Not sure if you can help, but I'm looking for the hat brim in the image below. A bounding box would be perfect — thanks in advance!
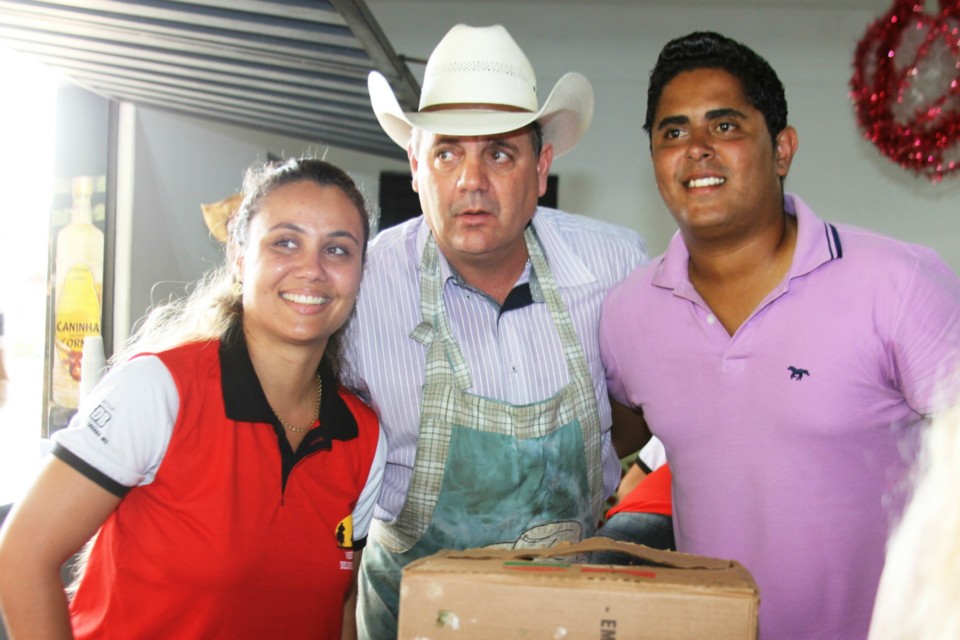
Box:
[369,71,593,157]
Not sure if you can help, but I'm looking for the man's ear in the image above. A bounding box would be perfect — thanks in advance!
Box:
[537,143,554,197]
[775,126,799,178]
[407,143,420,194]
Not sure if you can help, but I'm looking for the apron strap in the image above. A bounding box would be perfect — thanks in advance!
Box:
[412,236,473,390]
[526,226,604,518]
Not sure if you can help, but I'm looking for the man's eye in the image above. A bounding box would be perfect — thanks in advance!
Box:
[665,129,682,140]
[717,122,735,133]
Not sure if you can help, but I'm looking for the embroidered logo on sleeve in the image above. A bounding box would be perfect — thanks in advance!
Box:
[336,514,353,549]
[86,403,113,444]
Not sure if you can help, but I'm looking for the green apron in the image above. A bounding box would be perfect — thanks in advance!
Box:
[358,227,604,639]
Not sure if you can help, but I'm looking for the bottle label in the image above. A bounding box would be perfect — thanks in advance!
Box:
[53,263,102,408]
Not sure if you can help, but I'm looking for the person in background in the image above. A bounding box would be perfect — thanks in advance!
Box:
[594,437,673,559]
[869,391,960,640]
[600,31,960,639]
[0,158,385,640]
[347,23,647,638]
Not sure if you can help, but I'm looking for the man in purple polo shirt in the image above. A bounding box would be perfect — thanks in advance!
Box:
[600,31,960,639]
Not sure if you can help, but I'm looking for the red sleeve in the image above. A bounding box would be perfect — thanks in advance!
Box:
[606,464,672,518]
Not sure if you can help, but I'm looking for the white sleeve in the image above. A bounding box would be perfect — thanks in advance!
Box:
[638,436,667,470]
[53,355,179,488]
[351,428,387,541]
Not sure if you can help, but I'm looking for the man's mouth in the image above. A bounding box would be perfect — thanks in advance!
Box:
[685,176,725,188]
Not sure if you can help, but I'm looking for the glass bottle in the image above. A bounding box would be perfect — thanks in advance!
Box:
[52,176,104,410]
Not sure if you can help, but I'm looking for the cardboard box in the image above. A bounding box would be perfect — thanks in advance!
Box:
[397,537,758,639]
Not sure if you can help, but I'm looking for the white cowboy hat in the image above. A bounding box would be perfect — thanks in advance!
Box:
[368,24,594,157]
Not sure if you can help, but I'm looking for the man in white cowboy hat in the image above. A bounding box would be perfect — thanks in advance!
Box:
[344,23,647,638]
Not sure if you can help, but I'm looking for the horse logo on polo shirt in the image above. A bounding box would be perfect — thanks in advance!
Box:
[788,366,811,381]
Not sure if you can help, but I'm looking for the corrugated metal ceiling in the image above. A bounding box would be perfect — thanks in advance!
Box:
[0,0,420,159]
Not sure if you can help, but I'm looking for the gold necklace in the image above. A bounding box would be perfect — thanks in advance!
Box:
[273,374,321,433]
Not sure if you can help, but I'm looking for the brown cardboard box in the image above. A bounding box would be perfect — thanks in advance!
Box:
[397,537,758,639]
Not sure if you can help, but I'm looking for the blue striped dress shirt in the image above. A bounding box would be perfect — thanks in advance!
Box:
[345,207,647,521]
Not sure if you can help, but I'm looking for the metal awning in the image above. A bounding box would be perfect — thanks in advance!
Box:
[0,0,420,159]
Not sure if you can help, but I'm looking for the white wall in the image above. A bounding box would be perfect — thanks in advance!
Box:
[124,106,407,335]
[364,0,960,271]
[122,0,960,336]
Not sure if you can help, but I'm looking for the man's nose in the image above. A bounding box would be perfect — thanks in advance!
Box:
[686,129,714,161]
[457,154,488,191]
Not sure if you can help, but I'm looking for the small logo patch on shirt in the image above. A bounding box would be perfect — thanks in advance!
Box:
[86,404,113,444]
[788,366,811,381]
[336,515,353,549]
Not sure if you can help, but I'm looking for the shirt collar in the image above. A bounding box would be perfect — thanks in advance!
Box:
[651,192,841,293]
[219,321,358,441]
[783,193,843,278]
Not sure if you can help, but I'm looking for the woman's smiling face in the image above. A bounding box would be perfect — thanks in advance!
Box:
[238,180,364,351]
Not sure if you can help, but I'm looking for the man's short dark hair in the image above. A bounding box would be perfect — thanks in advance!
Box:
[643,31,788,146]
[530,120,544,158]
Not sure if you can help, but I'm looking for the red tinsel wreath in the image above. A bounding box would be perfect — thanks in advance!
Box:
[850,0,960,183]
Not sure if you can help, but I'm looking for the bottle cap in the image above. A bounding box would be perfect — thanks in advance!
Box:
[72,175,94,200]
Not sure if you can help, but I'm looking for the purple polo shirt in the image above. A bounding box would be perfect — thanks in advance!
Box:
[600,194,960,640]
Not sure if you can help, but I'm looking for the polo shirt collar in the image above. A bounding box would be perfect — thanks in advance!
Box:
[784,193,843,279]
[219,321,358,442]
[651,192,842,295]
[652,230,693,292]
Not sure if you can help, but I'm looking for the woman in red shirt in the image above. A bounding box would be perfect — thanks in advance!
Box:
[0,158,385,639]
